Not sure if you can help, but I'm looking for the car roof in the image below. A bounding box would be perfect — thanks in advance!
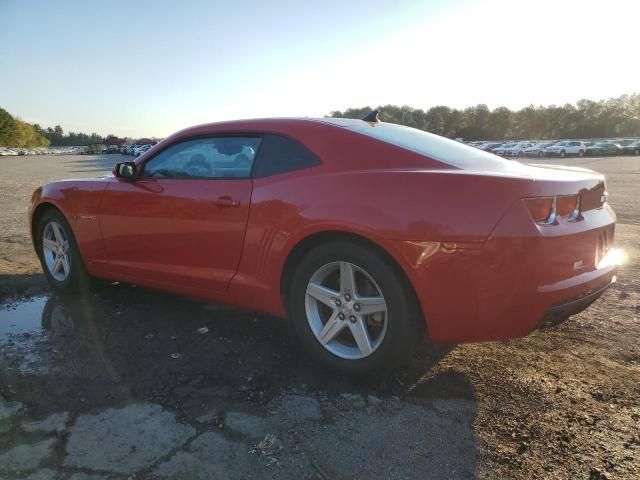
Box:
[176,117,354,132]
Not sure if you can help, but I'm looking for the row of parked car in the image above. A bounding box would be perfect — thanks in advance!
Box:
[105,143,157,156]
[468,139,640,157]
[0,146,83,156]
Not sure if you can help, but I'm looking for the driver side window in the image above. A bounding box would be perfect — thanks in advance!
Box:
[140,136,262,179]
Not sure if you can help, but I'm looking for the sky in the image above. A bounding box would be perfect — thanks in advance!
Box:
[1,0,638,138]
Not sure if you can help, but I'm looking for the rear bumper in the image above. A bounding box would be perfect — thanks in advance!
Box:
[537,277,613,329]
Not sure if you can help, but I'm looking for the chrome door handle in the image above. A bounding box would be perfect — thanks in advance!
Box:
[212,196,240,208]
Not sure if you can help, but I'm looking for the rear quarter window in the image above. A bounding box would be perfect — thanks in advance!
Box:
[252,134,321,178]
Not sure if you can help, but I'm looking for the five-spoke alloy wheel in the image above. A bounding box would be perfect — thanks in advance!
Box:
[305,261,388,360]
[42,221,71,281]
[289,240,424,374]
[36,208,92,292]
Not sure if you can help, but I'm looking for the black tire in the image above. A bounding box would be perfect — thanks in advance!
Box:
[35,208,93,294]
[578,150,584,157]
[560,150,566,158]
[537,151,543,157]
[288,240,425,375]
[635,149,639,156]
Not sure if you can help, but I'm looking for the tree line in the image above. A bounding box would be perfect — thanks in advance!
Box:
[33,124,104,147]
[0,107,104,148]
[4,93,640,147]
[329,93,640,140]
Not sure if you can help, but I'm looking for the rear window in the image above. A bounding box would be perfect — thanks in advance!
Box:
[344,122,520,170]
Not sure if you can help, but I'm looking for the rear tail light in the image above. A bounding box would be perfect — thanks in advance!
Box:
[526,197,555,224]
[556,195,580,218]
[526,194,580,225]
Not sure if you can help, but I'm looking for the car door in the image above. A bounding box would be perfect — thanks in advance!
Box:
[99,135,262,292]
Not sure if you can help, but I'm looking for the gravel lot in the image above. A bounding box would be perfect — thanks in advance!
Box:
[0,154,638,479]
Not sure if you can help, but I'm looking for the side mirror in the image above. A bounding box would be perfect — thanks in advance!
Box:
[114,161,137,179]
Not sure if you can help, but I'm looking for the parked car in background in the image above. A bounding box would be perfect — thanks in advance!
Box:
[544,141,587,158]
[102,145,120,154]
[524,142,555,157]
[134,144,153,156]
[622,141,640,156]
[503,142,534,157]
[492,143,516,155]
[587,142,623,156]
[478,142,503,152]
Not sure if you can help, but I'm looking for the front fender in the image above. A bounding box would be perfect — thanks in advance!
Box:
[29,179,110,270]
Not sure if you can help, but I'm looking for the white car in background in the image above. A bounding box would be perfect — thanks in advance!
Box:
[544,141,588,158]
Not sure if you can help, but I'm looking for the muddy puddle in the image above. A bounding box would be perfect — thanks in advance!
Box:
[0,296,48,339]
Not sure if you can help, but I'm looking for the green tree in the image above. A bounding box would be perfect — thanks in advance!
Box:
[0,108,19,146]
[488,107,512,139]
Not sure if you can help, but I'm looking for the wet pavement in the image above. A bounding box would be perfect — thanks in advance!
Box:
[0,285,475,479]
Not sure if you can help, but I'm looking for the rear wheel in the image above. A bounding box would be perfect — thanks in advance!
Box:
[560,150,566,158]
[36,209,93,293]
[537,151,544,157]
[289,241,424,374]
[578,150,585,157]
[635,149,639,156]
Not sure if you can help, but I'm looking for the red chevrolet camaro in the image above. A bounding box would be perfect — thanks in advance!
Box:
[29,116,618,373]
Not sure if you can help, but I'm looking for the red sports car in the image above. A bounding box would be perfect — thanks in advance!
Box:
[29,116,618,373]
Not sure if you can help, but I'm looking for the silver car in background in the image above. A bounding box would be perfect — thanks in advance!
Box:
[524,141,556,157]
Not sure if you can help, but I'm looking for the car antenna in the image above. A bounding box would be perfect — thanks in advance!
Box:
[362,109,380,123]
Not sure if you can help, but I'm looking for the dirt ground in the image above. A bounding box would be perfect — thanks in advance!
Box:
[0,154,638,480]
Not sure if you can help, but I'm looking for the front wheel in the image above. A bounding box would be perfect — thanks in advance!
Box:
[36,209,93,293]
[289,241,424,374]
